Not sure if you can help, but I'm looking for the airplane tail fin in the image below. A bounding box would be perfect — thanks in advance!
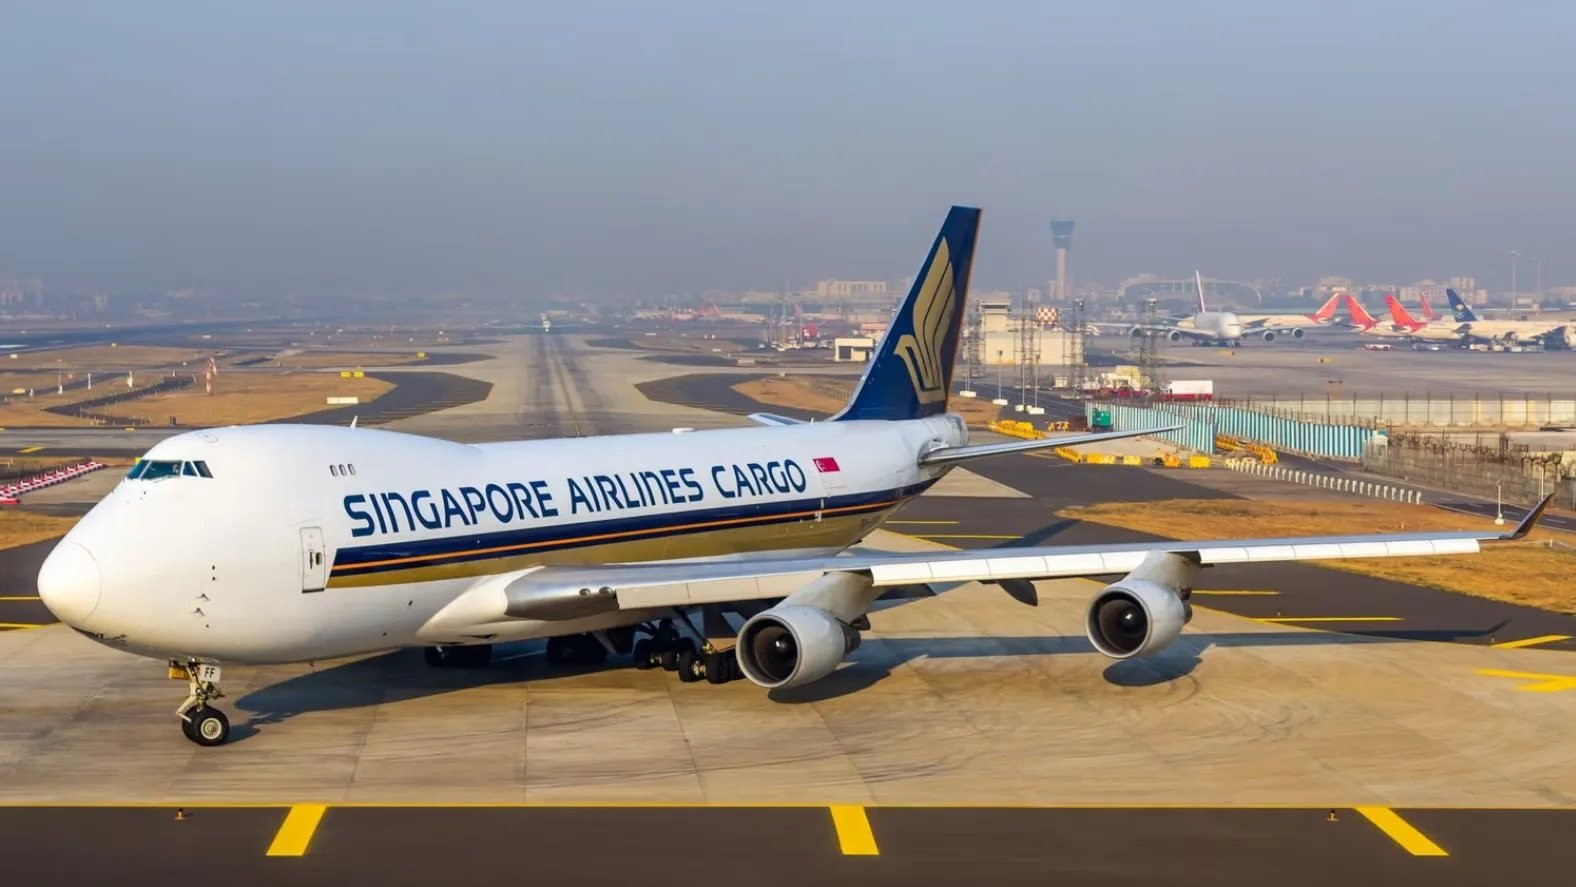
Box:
[1385,293,1422,330]
[1343,294,1379,330]
[1419,292,1438,321]
[833,206,982,421]
[1307,292,1342,324]
[1194,270,1207,314]
[1446,288,1479,322]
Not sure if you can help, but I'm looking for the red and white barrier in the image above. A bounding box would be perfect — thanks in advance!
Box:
[0,460,106,504]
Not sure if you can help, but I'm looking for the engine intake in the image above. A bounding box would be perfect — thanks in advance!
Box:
[736,605,861,689]
[1085,579,1188,659]
[1260,329,1277,342]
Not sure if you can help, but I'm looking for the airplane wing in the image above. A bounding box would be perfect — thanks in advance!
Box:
[423,496,1552,630]
[918,426,1179,465]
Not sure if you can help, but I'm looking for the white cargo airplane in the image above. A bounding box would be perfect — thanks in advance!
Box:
[36,207,1549,746]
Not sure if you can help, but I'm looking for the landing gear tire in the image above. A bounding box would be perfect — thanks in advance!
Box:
[174,660,229,747]
[632,638,658,670]
[704,649,739,685]
[660,638,695,672]
[676,648,703,683]
[187,706,230,747]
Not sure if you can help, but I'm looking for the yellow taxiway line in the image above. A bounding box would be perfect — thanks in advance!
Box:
[1256,616,1402,623]
[829,805,879,856]
[0,596,42,601]
[1491,634,1572,650]
[884,520,960,526]
[17,446,44,454]
[266,804,327,857]
[1354,806,1447,856]
[907,534,1021,540]
[0,622,48,630]
[1192,590,1280,596]
[1476,668,1576,693]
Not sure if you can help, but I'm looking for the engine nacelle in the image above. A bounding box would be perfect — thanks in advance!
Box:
[1289,327,1305,339]
[1085,579,1189,659]
[736,605,861,689]
[1167,329,1184,343]
[1260,329,1277,342]
[1128,325,1145,338]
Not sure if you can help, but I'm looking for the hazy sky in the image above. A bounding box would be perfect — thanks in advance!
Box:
[2,1,1573,299]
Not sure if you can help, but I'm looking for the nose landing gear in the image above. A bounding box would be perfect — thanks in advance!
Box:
[173,660,230,746]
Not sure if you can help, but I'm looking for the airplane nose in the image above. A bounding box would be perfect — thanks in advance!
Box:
[37,542,102,625]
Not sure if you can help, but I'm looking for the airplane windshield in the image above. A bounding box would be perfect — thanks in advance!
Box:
[127,460,212,480]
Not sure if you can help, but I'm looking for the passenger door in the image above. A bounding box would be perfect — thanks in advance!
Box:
[300,527,327,592]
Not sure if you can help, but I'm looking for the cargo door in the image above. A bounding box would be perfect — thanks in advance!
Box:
[300,527,327,592]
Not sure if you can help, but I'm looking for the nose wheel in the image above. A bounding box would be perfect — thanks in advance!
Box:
[173,660,230,746]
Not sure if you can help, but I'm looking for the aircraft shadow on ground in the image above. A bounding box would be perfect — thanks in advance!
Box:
[228,625,1475,739]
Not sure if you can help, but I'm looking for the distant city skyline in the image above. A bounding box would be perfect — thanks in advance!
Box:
[2,2,1573,301]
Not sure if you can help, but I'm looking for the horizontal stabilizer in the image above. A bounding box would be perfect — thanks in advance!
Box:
[918,426,1182,466]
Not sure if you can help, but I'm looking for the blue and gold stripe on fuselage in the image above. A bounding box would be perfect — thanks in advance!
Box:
[326,482,933,588]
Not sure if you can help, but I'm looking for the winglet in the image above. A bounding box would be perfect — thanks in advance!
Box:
[1505,494,1555,540]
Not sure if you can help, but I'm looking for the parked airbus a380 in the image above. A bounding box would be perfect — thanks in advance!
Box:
[1114,272,1341,346]
[36,207,1549,746]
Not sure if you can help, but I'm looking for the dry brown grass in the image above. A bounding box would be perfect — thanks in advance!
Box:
[9,345,216,369]
[734,375,1003,426]
[135,372,392,425]
[0,511,80,550]
[0,372,392,427]
[0,401,96,427]
[1060,499,1576,614]
[265,351,426,369]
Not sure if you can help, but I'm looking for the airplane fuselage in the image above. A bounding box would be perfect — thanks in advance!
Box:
[44,416,967,664]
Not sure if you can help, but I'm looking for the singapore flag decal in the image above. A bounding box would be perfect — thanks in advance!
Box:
[813,455,843,490]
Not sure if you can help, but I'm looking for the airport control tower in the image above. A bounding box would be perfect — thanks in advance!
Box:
[1051,220,1074,300]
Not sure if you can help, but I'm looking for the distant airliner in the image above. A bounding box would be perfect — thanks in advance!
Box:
[1117,272,1340,345]
[36,207,1547,746]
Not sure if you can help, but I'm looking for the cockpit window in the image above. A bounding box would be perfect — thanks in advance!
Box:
[127,459,212,480]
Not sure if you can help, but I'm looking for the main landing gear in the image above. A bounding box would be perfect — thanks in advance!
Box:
[173,660,230,747]
[632,618,744,685]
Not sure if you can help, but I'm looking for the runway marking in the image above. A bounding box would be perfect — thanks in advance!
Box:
[1355,807,1448,856]
[0,622,48,630]
[0,596,41,601]
[1192,590,1280,596]
[829,805,879,855]
[884,520,960,525]
[908,534,1021,540]
[1477,668,1576,693]
[266,803,327,857]
[1491,634,1572,650]
[1256,616,1402,623]
[17,446,43,454]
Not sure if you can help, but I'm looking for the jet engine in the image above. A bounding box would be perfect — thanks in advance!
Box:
[1260,329,1277,342]
[1167,329,1184,343]
[1289,327,1306,339]
[736,605,861,689]
[1084,579,1189,659]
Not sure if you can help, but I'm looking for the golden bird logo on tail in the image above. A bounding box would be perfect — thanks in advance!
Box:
[893,240,956,403]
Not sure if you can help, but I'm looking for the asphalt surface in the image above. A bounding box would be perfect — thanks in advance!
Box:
[0,805,1568,884]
